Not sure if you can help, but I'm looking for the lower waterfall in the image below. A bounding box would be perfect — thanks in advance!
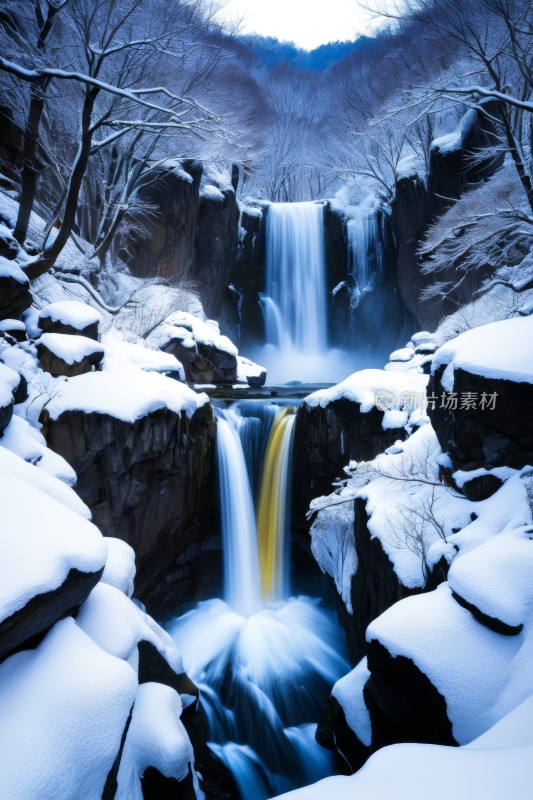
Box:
[167,401,349,799]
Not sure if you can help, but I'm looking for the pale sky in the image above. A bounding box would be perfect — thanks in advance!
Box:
[217,0,379,50]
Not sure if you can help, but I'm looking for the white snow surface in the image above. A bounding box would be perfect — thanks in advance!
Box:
[0,254,29,284]
[0,318,25,332]
[304,369,428,416]
[367,583,533,744]
[272,693,533,800]
[102,332,184,378]
[150,311,238,357]
[237,355,267,383]
[0,414,77,486]
[39,300,103,329]
[116,682,201,799]
[332,658,372,747]
[0,471,105,622]
[0,360,20,406]
[448,525,533,629]
[43,368,208,423]
[432,316,533,391]
[77,583,183,675]
[101,538,137,598]
[38,332,104,365]
[0,444,89,518]
[201,183,225,202]
[0,618,136,800]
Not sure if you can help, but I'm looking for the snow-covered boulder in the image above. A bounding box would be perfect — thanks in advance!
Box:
[0,360,22,432]
[39,300,103,340]
[429,316,533,496]
[37,332,105,377]
[36,368,216,615]
[0,318,26,342]
[0,254,32,320]
[237,354,267,388]
[151,311,239,385]
[272,693,533,800]
[293,369,428,520]
[0,462,105,662]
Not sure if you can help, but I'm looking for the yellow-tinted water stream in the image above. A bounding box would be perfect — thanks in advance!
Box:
[256,407,296,600]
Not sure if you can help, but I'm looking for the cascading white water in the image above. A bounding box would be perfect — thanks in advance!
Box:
[257,202,349,383]
[216,410,261,617]
[264,202,328,352]
[347,206,384,308]
[167,401,350,799]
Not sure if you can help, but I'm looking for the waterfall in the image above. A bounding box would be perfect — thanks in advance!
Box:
[216,410,261,616]
[257,408,296,601]
[265,202,327,352]
[347,206,385,307]
[167,400,349,799]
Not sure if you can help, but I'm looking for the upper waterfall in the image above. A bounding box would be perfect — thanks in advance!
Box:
[264,202,327,353]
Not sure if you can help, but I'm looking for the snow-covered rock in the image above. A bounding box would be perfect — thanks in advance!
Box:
[272,693,533,800]
[37,332,105,377]
[39,301,103,340]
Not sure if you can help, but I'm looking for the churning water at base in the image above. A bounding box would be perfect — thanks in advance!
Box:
[167,402,349,799]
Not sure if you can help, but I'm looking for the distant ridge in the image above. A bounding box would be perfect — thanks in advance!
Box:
[239,34,381,71]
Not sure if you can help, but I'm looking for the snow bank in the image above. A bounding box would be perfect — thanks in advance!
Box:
[0,618,136,800]
[101,538,136,597]
[448,526,533,630]
[367,583,533,744]
[432,316,533,391]
[272,693,533,800]
[304,369,428,416]
[102,332,184,378]
[116,682,198,797]
[38,333,104,365]
[0,254,29,285]
[43,368,208,423]
[0,414,77,486]
[151,311,238,357]
[0,472,105,622]
[77,583,183,675]
[331,659,371,747]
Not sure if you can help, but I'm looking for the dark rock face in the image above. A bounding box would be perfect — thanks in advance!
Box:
[37,340,104,377]
[39,404,219,617]
[38,314,100,341]
[364,638,456,751]
[141,766,197,800]
[196,189,240,323]
[137,640,236,800]
[428,366,533,478]
[121,161,203,282]
[293,399,407,523]
[392,176,432,327]
[0,274,32,322]
[0,566,103,664]
[316,695,369,774]
[231,206,267,350]
[348,499,406,663]
[161,335,238,385]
